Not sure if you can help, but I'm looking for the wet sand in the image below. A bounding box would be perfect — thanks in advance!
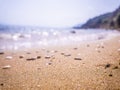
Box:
[0,36,120,90]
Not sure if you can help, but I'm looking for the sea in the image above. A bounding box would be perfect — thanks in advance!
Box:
[0,27,119,50]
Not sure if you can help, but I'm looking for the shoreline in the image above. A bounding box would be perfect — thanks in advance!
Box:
[0,29,119,51]
[0,35,120,90]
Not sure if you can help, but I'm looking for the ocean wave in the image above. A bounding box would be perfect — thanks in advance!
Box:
[0,29,119,50]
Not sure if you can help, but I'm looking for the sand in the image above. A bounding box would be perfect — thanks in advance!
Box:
[0,36,120,90]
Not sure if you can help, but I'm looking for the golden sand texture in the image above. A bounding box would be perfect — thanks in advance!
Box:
[0,36,120,90]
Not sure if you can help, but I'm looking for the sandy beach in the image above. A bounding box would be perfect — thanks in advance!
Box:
[0,35,120,90]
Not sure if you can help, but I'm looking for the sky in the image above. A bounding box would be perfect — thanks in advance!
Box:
[0,0,120,28]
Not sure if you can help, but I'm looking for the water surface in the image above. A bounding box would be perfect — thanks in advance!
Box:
[0,28,119,50]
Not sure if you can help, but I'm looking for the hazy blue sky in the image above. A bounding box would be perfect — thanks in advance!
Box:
[0,0,120,27]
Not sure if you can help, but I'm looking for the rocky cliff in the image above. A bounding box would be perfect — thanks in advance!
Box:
[75,6,120,30]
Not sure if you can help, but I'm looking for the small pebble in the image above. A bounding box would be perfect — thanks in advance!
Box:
[87,44,90,47]
[45,56,51,59]
[73,48,77,50]
[64,54,71,57]
[109,74,113,77]
[54,50,58,53]
[0,83,4,86]
[37,56,41,59]
[113,66,118,69]
[74,57,82,60]
[46,62,52,65]
[105,64,111,69]
[70,30,76,34]
[19,56,24,58]
[0,52,4,55]
[37,68,41,70]
[46,50,50,53]
[117,49,120,52]
[6,56,13,60]
[26,52,31,54]
[98,50,101,53]
[101,46,104,48]
[2,65,11,69]
[95,48,100,53]
[26,58,36,61]
[61,53,64,55]
[37,85,41,87]
[50,50,57,53]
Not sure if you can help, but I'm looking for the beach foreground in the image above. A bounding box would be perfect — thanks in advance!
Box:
[0,36,120,90]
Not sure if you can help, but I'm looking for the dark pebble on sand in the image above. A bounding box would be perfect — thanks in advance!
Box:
[46,62,52,65]
[74,57,82,60]
[48,62,52,65]
[98,50,101,53]
[73,48,78,50]
[101,46,104,48]
[37,68,41,70]
[37,56,41,59]
[0,52,4,55]
[19,56,24,58]
[26,52,31,54]
[0,83,4,86]
[105,64,111,69]
[87,44,90,47]
[113,66,119,69]
[54,50,58,53]
[61,53,64,55]
[70,31,76,34]
[109,74,113,77]
[26,58,36,61]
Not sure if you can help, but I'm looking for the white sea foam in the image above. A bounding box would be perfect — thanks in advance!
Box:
[0,28,119,50]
